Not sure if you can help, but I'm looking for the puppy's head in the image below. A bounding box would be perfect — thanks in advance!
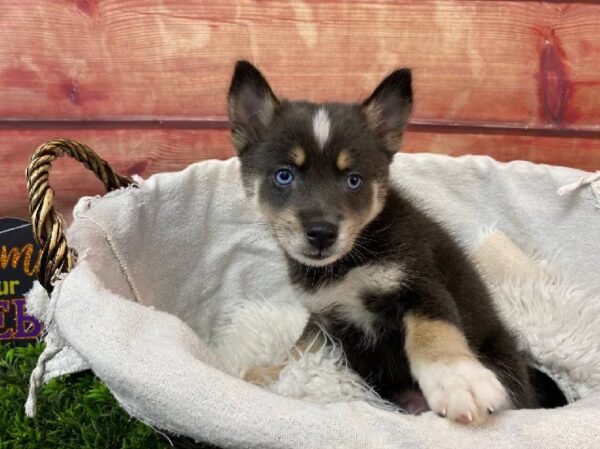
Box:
[228,61,412,267]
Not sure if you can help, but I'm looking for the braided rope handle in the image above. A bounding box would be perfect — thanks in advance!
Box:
[26,139,134,292]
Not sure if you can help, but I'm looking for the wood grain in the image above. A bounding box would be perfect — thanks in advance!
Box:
[1,0,599,132]
[3,129,597,220]
[1,1,599,223]
[1,129,233,220]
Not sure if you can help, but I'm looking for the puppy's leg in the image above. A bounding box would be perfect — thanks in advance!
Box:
[243,363,286,385]
[404,313,509,425]
[477,326,538,409]
[243,319,326,386]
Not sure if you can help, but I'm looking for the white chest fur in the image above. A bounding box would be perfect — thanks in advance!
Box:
[298,264,406,340]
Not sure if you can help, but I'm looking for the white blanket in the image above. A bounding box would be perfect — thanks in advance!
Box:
[25,154,600,448]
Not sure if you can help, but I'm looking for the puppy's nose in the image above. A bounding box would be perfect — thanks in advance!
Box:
[306,222,338,250]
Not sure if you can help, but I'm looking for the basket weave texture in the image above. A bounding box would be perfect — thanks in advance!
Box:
[26,139,134,291]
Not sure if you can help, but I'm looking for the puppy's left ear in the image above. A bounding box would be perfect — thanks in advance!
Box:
[228,60,280,154]
[362,68,412,153]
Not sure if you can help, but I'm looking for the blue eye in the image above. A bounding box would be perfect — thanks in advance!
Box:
[274,168,294,186]
[346,174,363,191]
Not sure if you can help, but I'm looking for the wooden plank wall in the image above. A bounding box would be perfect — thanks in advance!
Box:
[1,0,599,219]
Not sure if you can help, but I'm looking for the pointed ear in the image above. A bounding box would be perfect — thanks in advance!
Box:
[228,60,279,153]
[362,68,413,153]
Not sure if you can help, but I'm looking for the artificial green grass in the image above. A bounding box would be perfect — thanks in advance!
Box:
[0,342,168,449]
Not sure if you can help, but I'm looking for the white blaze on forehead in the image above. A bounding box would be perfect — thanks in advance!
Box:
[312,107,331,149]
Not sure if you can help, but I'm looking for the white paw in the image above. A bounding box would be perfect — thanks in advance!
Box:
[416,358,509,425]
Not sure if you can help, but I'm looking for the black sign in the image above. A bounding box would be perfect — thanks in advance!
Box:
[0,217,44,344]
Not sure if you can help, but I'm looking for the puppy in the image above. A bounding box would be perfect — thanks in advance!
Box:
[228,60,537,424]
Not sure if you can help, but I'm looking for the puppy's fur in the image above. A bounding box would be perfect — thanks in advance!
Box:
[228,61,537,424]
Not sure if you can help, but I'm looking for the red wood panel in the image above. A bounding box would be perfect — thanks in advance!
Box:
[403,131,600,168]
[0,1,599,131]
[2,129,597,220]
[0,129,234,220]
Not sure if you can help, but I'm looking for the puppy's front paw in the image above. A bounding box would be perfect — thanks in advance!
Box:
[417,358,509,425]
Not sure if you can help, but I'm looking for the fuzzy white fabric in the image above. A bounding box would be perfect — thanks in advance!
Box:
[473,231,600,403]
[25,154,600,448]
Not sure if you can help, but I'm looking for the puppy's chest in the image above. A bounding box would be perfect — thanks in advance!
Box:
[296,264,406,335]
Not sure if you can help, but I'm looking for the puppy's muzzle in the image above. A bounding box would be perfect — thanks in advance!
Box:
[305,221,338,251]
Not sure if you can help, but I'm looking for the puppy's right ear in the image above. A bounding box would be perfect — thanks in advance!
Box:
[362,68,412,154]
[228,60,279,153]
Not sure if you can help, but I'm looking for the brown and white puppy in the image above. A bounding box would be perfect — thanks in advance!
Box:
[228,60,537,424]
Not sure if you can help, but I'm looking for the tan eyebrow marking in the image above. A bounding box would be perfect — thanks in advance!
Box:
[289,146,306,166]
[336,150,351,171]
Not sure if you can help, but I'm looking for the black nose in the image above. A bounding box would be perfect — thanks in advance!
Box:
[306,222,338,250]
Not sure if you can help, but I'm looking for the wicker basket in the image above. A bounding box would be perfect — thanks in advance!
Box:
[25,138,215,449]
[26,139,133,291]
